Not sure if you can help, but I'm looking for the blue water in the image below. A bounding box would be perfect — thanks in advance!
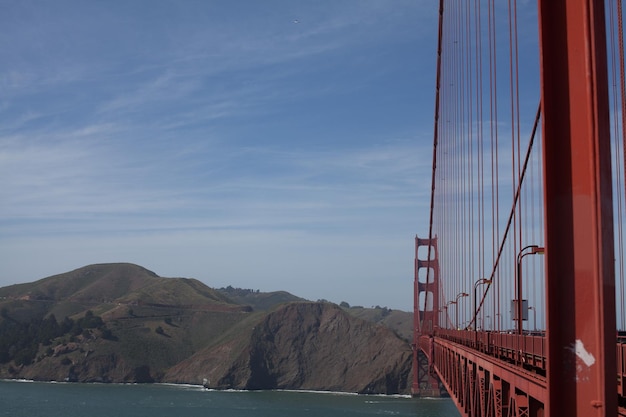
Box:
[0,380,460,416]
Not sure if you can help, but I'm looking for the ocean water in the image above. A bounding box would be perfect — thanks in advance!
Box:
[0,380,460,417]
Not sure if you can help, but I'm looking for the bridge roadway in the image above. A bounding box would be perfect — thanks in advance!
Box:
[418,332,626,417]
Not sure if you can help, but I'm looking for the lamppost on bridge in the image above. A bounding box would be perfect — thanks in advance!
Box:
[528,305,537,332]
[515,245,544,334]
[473,278,492,330]
[444,301,456,329]
[485,315,491,330]
[455,292,468,330]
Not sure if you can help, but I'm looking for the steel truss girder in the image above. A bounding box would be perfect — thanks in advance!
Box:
[432,337,546,417]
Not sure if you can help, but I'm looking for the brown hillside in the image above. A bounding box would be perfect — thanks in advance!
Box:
[0,263,159,302]
[165,302,412,394]
[344,306,413,342]
[0,265,413,394]
[0,263,237,309]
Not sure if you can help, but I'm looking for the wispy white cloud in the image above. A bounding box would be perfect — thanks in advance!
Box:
[97,72,203,115]
[0,130,429,227]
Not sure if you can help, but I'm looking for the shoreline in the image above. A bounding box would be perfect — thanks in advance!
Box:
[0,378,414,398]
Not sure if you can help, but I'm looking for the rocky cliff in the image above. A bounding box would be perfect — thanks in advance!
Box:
[165,302,412,394]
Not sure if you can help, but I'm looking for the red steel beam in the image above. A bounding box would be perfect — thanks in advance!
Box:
[431,331,626,415]
[538,0,617,416]
[432,336,547,417]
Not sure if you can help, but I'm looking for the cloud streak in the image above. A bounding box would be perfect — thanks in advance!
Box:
[1,131,429,227]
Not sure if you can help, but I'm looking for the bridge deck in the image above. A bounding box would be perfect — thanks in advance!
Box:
[420,332,626,416]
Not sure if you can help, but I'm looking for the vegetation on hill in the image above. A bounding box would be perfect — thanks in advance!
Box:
[0,309,112,366]
[342,304,412,342]
[217,286,304,311]
[0,263,413,393]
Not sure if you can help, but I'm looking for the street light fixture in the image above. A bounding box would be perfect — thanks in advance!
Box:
[516,245,544,334]
[444,301,456,329]
[528,306,537,331]
[455,292,469,329]
[473,278,492,330]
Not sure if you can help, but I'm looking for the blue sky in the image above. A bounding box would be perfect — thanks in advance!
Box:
[0,1,440,310]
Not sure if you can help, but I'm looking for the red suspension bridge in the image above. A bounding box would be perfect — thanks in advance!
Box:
[412,1,626,416]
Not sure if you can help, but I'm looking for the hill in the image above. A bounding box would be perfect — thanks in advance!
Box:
[343,305,413,342]
[0,263,413,394]
[165,302,410,393]
[217,286,304,311]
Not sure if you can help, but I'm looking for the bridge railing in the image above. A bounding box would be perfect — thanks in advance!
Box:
[429,329,626,406]
[434,328,547,373]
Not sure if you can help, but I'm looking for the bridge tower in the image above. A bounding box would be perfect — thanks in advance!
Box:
[412,236,441,397]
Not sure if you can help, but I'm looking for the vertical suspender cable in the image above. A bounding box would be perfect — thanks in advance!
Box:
[488,0,501,330]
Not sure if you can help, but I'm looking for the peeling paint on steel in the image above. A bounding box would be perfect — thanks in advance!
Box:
[570,340,596,367]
